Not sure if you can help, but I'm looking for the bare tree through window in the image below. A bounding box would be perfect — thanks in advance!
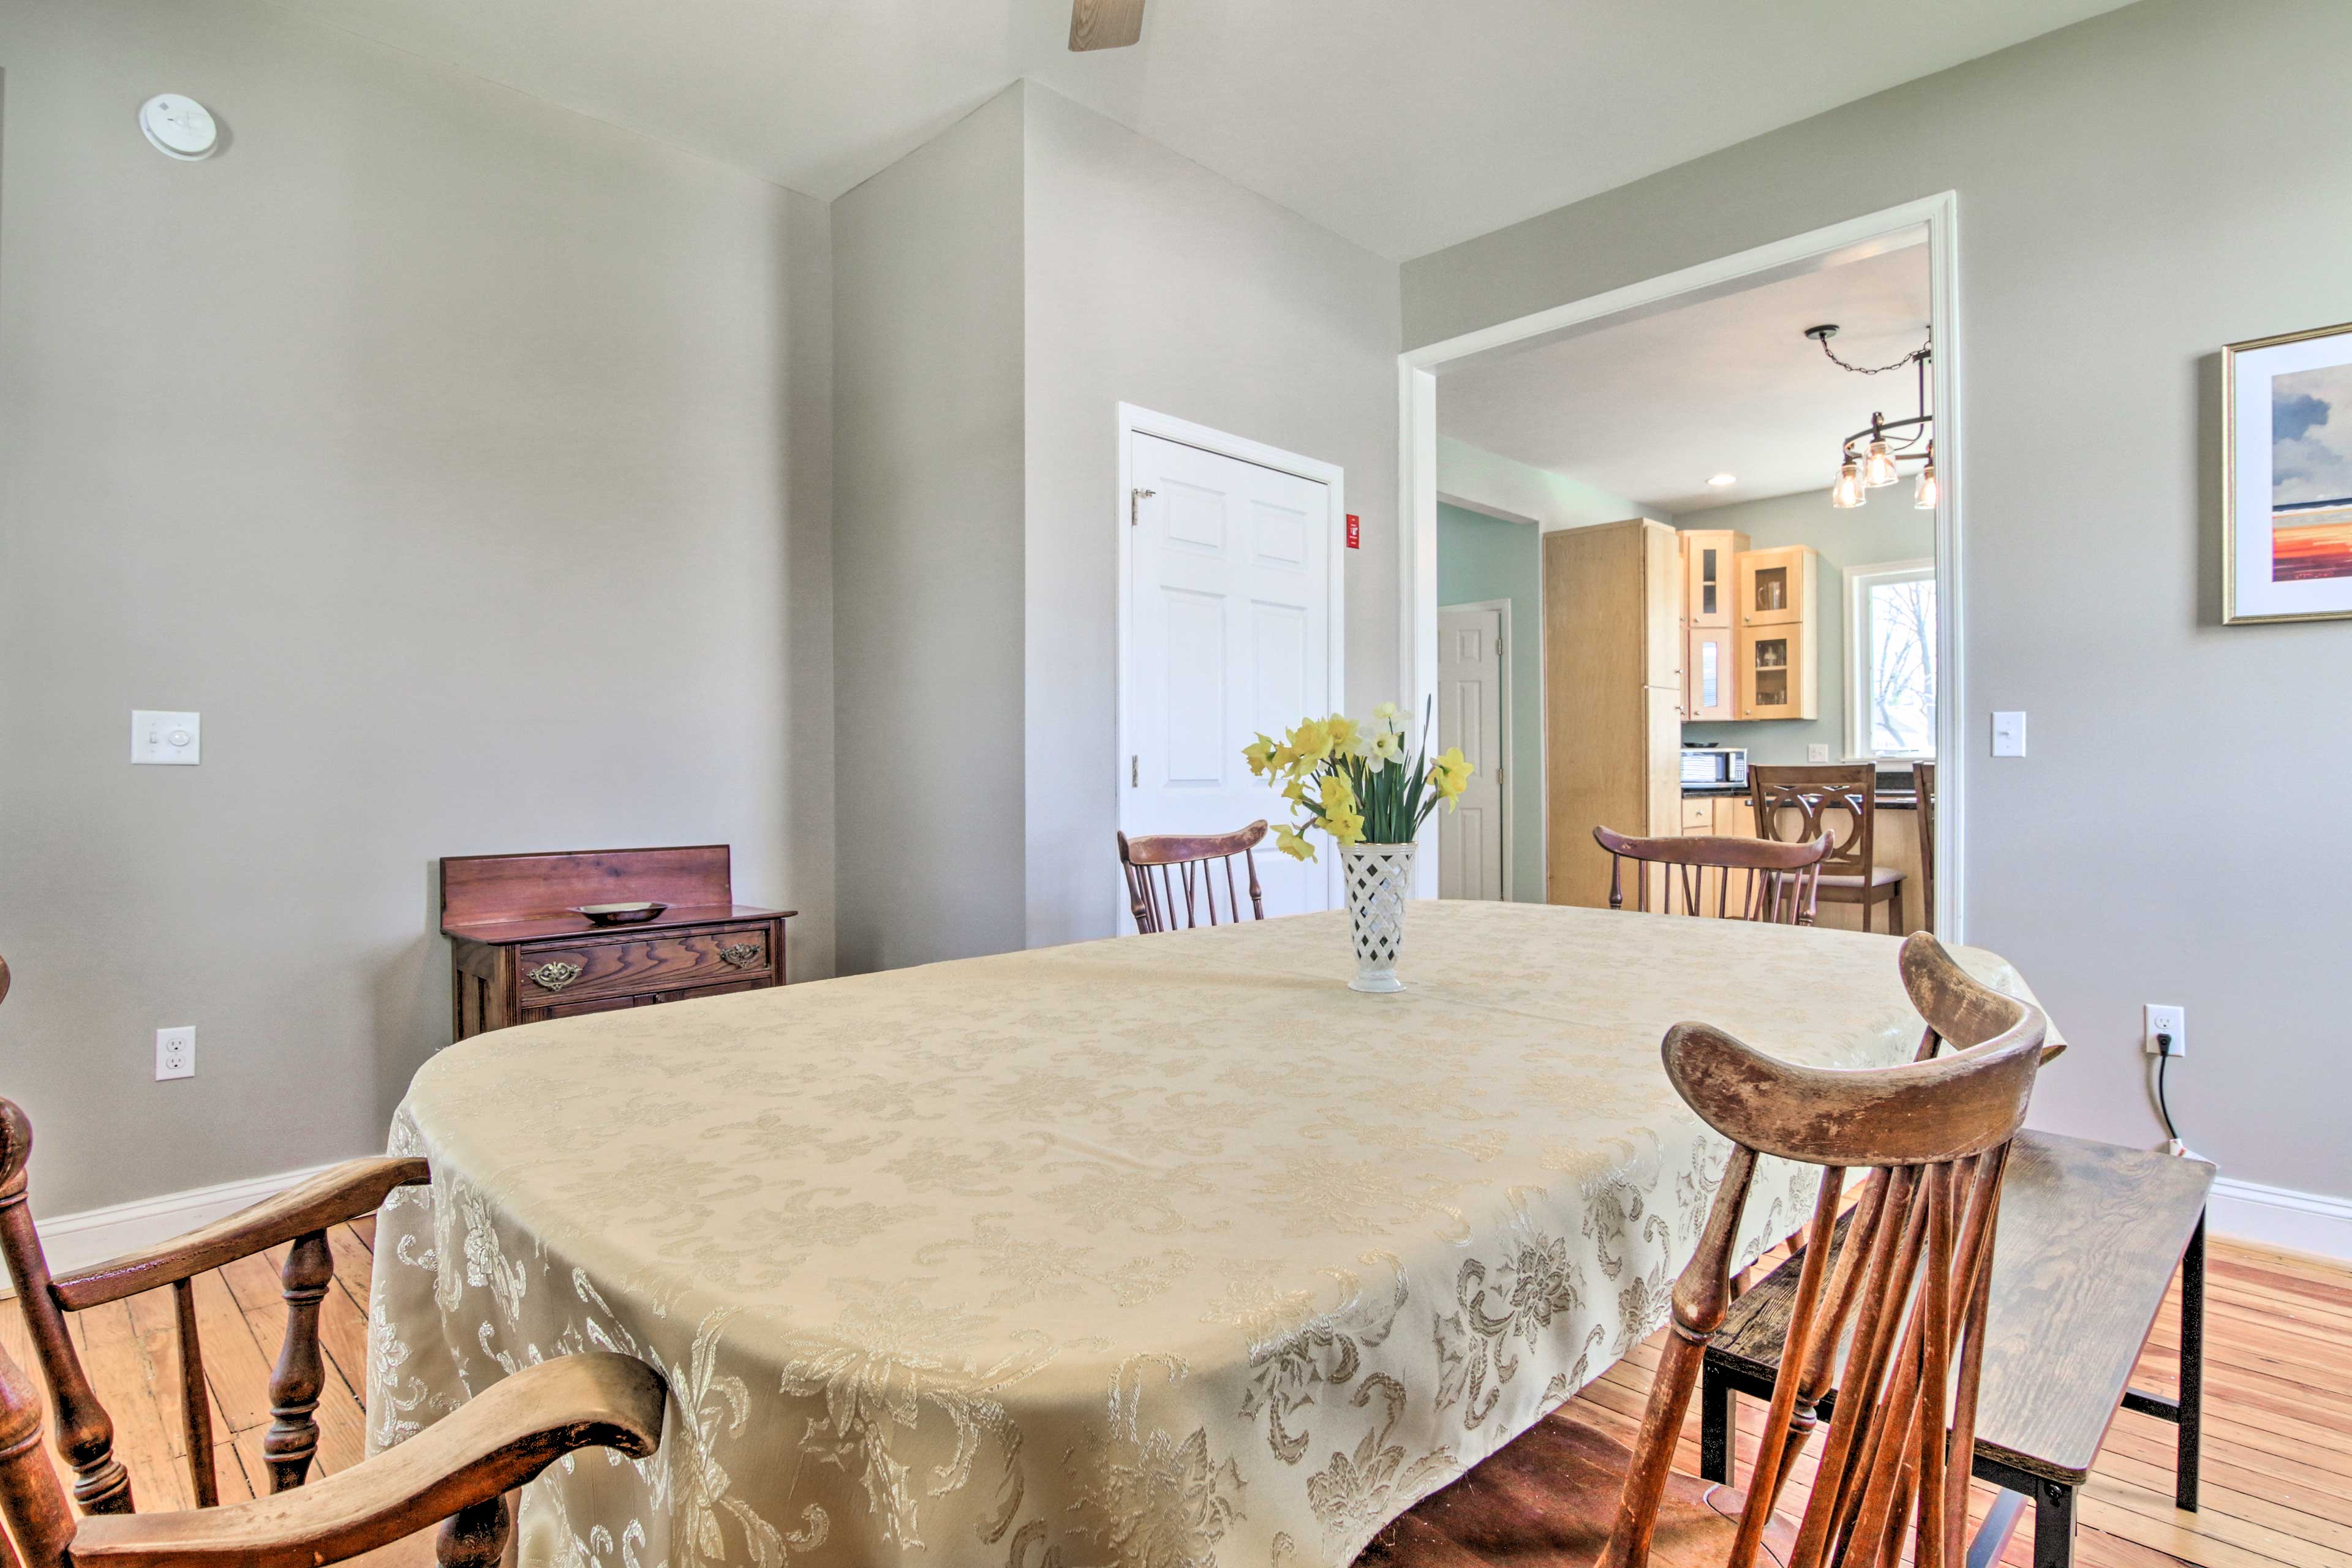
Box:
[1857,568,1936,756]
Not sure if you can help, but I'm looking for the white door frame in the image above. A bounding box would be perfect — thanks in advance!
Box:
[1398,192,1966,939]
[1438,597,1514,901]
[1116,402,1347,908]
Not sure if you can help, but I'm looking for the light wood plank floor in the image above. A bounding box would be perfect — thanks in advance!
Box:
[1,1224,2342,1568]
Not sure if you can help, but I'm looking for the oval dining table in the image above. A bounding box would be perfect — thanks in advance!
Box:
[366,900,2056,1568]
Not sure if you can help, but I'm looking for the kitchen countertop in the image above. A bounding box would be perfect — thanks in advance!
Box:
[1684,782,1919,809]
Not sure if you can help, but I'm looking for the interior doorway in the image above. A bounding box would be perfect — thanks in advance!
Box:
[1399,194,1962,935]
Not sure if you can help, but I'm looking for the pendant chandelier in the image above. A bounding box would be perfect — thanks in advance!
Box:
[1807,324,1936,510]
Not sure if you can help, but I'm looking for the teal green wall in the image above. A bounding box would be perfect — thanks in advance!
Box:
[1436,503,1544,902]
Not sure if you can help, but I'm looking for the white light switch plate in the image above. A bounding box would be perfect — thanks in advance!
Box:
[1991,711,2026,757]
[132,710,200,764]
[1806,744,1831,762]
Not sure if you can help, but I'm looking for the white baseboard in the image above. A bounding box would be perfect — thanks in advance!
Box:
[2209,1174,2352,1263]
[10,1161,346,1290]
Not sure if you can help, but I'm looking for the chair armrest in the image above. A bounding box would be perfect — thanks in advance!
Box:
[69,1352,665,1568]
[52,1156,429,1310]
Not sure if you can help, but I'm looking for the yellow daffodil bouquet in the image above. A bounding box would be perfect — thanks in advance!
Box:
[1243,699,1472,861]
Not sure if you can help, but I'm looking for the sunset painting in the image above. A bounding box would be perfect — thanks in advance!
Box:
[2230,323,2352,622]
[2269,362,2352,581]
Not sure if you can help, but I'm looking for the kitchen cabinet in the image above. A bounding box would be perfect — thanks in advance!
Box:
[1736,545,1820,720]
[1679,530,1746,722]
[1543,518,1684,908]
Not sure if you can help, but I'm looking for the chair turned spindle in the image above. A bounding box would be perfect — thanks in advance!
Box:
[1117,821,1268,933]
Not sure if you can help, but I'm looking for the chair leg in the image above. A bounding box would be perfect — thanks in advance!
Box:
[1700,1369,1734,1484]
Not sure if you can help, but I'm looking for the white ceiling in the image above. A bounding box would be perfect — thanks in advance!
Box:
[1437,243,1932,514]
[296,0,2132,262]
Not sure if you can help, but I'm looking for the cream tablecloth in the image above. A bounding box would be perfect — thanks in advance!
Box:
[367,903,2053,1568]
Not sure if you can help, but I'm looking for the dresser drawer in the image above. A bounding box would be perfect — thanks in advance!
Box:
[513,924,774,1004]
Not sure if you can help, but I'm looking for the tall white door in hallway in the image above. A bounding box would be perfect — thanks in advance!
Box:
[1437,603,1507,899]
[1122,429,1338,918]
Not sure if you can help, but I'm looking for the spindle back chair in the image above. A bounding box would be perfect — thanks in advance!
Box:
[0,1085,427,1510]
[1360,931,2048,1568]
[1117,821,1267,933]
[1593,826,1832,924]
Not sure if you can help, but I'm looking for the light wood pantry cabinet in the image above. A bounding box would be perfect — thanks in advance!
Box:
[1736,544,1820,720]
[1543,518,1684,908]
[1680,528,1747,722]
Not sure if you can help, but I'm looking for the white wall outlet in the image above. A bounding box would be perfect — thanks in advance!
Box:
[1806,744,1831,762]
[155,1025,195,1080]
[132,710,201,765]
[2144,1003,2186,1057]
[1991,710,2027,757]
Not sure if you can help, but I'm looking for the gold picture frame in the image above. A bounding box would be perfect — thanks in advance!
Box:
[2224,318,2352,624]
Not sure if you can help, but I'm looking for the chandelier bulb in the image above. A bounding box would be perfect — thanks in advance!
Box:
[1832,458,1866,509]
[1914,459,1939,510]
[1863,435,1899,489]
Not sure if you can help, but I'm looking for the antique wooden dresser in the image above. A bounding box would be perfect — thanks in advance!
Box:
[440,845,793,1039]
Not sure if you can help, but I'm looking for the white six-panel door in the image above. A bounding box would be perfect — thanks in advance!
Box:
[1123,427,1338,918]
[1436,603,1507,899]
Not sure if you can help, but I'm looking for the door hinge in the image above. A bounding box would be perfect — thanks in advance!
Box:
[1131,488,1155,526]
[1131,755,1139,786]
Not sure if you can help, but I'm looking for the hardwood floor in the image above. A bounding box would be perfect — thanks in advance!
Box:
[0,1223,2341,1568]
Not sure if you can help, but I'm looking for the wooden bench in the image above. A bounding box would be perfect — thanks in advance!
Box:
[1700,1129,2214,1568]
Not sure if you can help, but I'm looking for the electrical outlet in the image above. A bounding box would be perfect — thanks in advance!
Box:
[155,1025,195,1080]
[1806,744,1831,762]
[2143,1003,2185,1057]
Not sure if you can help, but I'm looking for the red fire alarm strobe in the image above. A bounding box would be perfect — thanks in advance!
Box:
[1345,513,1361,549]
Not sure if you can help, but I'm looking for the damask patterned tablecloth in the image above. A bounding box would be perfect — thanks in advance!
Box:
[367,902,2054,1568]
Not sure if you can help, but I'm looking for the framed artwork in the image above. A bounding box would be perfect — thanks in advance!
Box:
[2226,320,2352,624]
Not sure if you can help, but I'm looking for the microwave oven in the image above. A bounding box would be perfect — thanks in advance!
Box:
[1679,746,1748,785]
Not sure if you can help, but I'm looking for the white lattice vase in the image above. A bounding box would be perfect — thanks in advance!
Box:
[1342,842,1416,993]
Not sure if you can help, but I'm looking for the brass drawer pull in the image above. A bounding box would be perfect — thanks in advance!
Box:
[718,943,764,971]
[527,960,585,992]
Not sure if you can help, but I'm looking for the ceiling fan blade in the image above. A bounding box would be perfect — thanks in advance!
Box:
[1069,0,1146,51]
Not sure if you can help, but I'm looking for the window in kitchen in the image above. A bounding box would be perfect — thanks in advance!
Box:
[1847,559,1936,759]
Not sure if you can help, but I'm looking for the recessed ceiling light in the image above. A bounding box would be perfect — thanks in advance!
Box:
[1708,473,1736,487]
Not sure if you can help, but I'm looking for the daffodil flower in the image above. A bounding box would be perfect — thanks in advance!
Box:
[1273,822,1316,862]
[1243,734,1278,777]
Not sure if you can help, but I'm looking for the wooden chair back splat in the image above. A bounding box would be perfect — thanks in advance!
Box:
[1117,821,1268,933]
[0,1097,429,1512]
[1749,764,1909,934]
[1358,932,2048,1568]
[1593,827,1832,925]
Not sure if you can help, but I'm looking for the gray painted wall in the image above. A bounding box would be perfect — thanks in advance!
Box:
[0,0,835,1216]
[1021,83,1404,948]
[1681,489,1936,765]
[832,90,1028,973]
[1404,0,2352,1199]
[1435,505,1543,902]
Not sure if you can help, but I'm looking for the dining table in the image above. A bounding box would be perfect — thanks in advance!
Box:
[366,900,2057,1568]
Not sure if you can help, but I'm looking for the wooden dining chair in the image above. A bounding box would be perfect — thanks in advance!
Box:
[0,1278,660,1568]
[1117,821,1267,933]
[1913,761,1937,936]
[1749,764,1909,933]
[1359,930,2048,1568]
[0,1081,431,1511]
[1593,826,1834,925]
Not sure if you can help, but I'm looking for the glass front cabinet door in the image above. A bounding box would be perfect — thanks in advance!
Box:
[1679,528,1748,720]
[1734,545,1822,720]
[1687,625,1736,721]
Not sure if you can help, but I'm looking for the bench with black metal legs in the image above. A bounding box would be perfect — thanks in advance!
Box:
[1700,1129,2213,1568]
